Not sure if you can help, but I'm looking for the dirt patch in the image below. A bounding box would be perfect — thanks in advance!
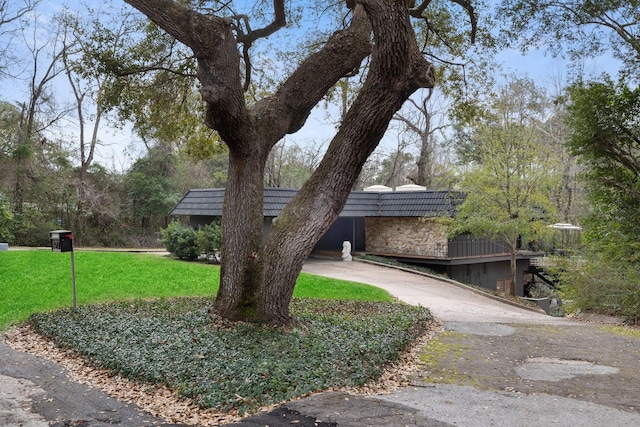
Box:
[413,322,640,413]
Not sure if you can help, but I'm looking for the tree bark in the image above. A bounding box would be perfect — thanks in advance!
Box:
[509,247,517,296]
[125,0,435,324]
[256,0,435,322]
[214,140,268,320]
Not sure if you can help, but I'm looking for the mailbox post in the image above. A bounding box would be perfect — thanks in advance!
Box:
[50,230,77,308]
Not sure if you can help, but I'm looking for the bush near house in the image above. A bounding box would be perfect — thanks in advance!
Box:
[196,220,222,261]
[161,220,222,261]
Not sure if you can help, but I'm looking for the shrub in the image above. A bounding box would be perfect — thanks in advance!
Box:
[0,195,14,243]
[161,220,198,260]
[525,281,555,299]
[559,255,640,323]
[161,220,222,262]
[196,220,221,262]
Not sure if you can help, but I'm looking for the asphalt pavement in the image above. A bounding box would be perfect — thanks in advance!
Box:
[236,259,640,426]
[2,258,640,426]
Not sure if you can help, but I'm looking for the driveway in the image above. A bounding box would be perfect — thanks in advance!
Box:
[302,259,565,324]
[278,259,640,427]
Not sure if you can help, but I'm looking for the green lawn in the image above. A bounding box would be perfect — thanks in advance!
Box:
[0,250,392,330]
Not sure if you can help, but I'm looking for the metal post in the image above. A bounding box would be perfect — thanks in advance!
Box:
[70,250,77,309]
[50,230,76,309]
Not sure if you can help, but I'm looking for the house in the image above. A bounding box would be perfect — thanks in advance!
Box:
[169,186,543,296]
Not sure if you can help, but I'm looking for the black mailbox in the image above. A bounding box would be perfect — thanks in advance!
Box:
[50,230,73,252]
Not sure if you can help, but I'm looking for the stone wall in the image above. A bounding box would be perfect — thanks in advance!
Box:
[365,217,448,257]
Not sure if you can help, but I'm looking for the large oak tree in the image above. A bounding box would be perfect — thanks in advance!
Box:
[123,0,476,324]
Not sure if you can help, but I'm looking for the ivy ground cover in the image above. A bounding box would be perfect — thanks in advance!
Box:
[29,297,432,414]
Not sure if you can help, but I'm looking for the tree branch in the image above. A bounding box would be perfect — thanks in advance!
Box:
[411,0,433,16]
[125,0,248,147]
[411,0,477,44]
[253,4,373,140]
[235,0,286,45]
[0,0,37,26]
[448,0,477,43]
[115,63,197,78]
[232,1,286,90]
[124,0,231,55]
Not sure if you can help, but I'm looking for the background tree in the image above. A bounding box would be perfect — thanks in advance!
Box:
[59,8,128,243]
[560,78,640,321]
[498,0,640,78]
[264,139,325,189]
[0,1,233,247]
[452,77,558,293]
[5,9,72,244]
[540,93,585,223]
[566,78,640,262]
[0,0,39,75]
[124,144,181,236]
[0,100,20,170]
[394,91,455,188]
[0,193,14,242]
[118,0,484,324]
[379,147,415,188]
[498,0,640,319]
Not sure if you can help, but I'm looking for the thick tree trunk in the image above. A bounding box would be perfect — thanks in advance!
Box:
[214,142,269,320]
[256,0,435,323]
[125,0,435,324]
[415,132,431,187]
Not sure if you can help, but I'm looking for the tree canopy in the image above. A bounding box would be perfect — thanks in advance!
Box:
[452,77,558,291]
[498,0,640,78]
[566,77,640,261]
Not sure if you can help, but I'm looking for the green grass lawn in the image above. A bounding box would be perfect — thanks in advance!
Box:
[0,250,392,330]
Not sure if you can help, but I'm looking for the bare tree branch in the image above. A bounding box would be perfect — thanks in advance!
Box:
[449,0,477,43]
[0,0,37,26]
[115,63,197,78]
[234,0,286,45]
[411,0,477,43]
[232,0,285,90]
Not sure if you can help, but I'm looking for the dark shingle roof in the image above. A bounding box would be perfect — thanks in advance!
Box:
[169,189,225,217]
[263,188,298,217]
[342,191,382,217]
[169,187,464,218]
[379,190,464,217]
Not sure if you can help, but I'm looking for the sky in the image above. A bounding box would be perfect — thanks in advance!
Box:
[0,0,625,173]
